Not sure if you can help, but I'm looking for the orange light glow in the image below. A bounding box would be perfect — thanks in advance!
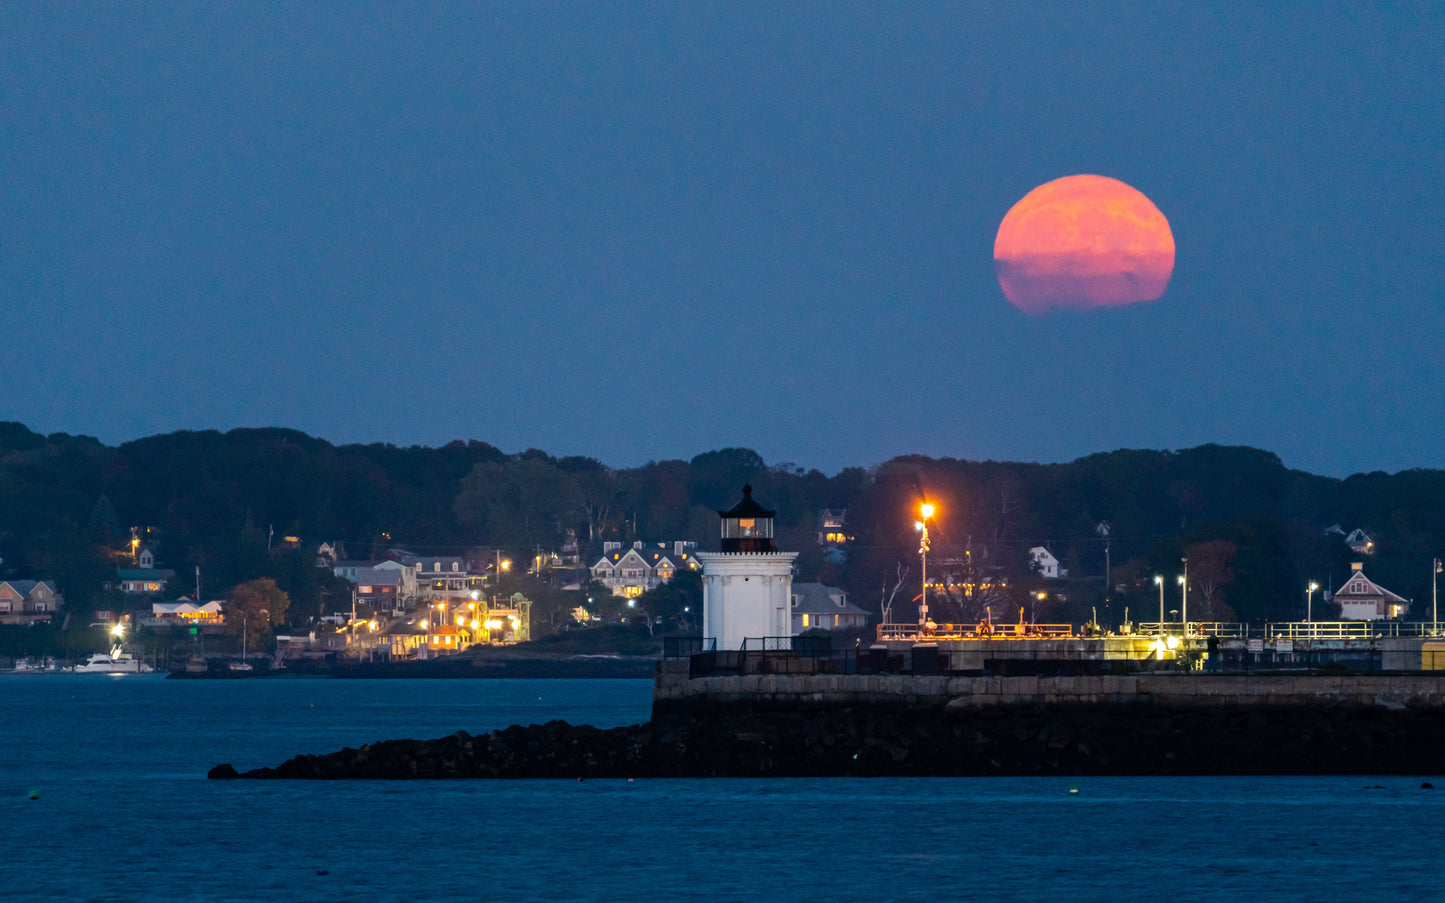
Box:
[994,174,1174,315]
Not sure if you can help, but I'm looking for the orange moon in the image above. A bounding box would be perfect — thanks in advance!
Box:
[993,174,1175,315]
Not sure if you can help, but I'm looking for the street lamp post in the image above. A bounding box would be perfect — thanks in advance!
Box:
[1306,581,1319,628]
[916,503,934,633]
[1154,575,1164,631]
[1434,558,1442,636]
[1179,557,1189,636]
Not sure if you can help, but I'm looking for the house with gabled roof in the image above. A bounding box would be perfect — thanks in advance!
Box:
[817,509,852,563]
[1343,529,1375,555]
[591,541,701,599]
[1029,546,1067,580]
[148,600,225,625]
[117,567,176,595]
[0,579,61,625]
[1333,563,1408,620]
[396,553,470,602]
[790,582,869,633]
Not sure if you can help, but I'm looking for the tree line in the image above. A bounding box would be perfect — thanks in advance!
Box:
[3,421,1444,632]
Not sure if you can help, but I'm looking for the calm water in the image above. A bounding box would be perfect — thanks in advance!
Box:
[2,675,1443,903]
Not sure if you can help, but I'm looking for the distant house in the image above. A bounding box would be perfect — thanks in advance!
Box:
[1334,563,1408,620]
[149,600,225,625]
[1029,546,1067,580]
[332,560,379,581]
[790,582,869,633]
[427,623,468,654]
[1344,529,1375,556]
[404,555,471,602]
[590,541,701,599]
[275,630,349,663]
[816,509,852,563]
[117,567,176,595]
[0,579,61,625]
[351,568,404,613]
[382,621,429,658]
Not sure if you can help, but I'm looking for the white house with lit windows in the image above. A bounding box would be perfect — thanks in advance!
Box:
[591,541,700,598]
[1333,562,1408,620]
[401,555,470,602]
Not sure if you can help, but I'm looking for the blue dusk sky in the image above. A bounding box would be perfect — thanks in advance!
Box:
[2,3,1441,477]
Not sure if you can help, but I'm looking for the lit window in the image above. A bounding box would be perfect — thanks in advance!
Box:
[801,614,809,627]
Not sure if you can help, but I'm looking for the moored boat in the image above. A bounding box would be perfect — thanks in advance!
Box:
[73,647,154,674]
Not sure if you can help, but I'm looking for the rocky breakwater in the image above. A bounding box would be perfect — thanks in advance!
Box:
[209,697,1445,779]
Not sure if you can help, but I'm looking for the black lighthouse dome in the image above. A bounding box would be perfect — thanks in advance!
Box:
[718,484,776,553]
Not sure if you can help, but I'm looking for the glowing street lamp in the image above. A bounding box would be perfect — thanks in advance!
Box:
[916,502,935,631]
[1306,581,1319,625]
[1154,575,1164,631]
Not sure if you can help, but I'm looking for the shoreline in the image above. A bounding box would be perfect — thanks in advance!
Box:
[167,653,660,680]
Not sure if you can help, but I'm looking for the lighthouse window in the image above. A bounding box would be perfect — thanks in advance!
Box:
[739,518,755,536]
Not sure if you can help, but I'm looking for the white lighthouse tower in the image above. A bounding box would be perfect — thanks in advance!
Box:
[697,485,799,651]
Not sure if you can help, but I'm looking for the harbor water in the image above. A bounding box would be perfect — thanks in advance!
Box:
[2,674,1442,902]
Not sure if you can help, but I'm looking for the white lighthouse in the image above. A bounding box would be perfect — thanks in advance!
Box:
[697,485,799,651]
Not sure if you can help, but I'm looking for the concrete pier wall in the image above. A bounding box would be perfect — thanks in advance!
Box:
[654,664,1445,710]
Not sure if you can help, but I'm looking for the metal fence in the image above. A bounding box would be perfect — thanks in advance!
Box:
[876,622,1073,642]
[687,636,862,677]
[1264,621,1439,639]
[663,636,715,659]
[1136,622,1250,638]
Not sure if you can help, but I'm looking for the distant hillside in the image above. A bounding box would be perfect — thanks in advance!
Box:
[2,421,1442,627]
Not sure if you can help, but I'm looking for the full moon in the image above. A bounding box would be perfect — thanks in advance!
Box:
[993,174,1175,315]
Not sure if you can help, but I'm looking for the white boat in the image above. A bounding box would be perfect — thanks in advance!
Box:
[8,657,57,673]
[73,647,154,674]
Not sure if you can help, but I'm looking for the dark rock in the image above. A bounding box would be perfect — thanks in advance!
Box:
[211,700,1445,780]
[208,763,239,779]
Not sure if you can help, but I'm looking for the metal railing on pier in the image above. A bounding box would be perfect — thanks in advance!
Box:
[687,636,861,678]
[663,636,715,659]
[1264,621,1438,639]
[875,620,1443,643]
[1136,622,1249,638]
[876,622,1073,642]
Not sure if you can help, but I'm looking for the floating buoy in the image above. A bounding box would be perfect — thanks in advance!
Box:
[27,789,40,800]
[1068,784,1079,795]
